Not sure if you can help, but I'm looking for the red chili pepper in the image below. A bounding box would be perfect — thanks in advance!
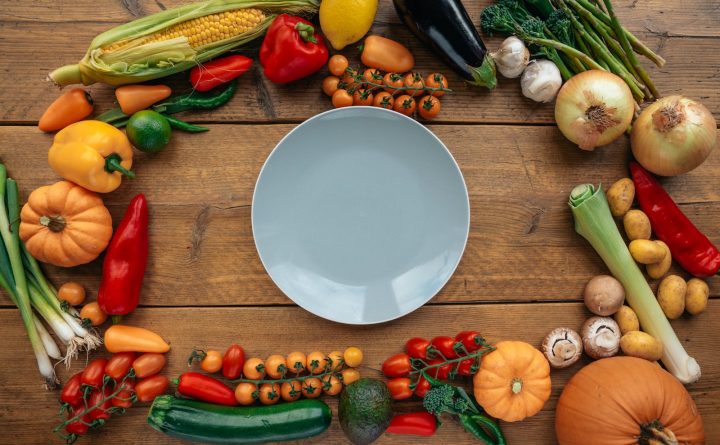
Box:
[382,353,412,378]
[60,371,84,407]
[386,377,414,401]
[105,352,136,381]
[222,344,245,380]
[426,358,452,379]
[414,375,431,398]
[431,336,459,359]
[190,55,253,92]
[98,194,149,319]
[81,358,109,388]
[176,372,238,406]
[387,412,438,437]
[112,379,136,409]
[259,14,329,84]
[630,162,720,277]
[405,337,431,360]
[455,331,485,352]
[87,386,113,423]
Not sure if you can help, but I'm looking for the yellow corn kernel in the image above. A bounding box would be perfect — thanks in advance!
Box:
[103,8,265,52]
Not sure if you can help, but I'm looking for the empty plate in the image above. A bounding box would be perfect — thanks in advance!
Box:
[252,107,469,324]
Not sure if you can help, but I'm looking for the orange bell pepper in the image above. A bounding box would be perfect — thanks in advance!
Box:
[115,84,172,115]
[38,88,94,132]
[104,325,170,353]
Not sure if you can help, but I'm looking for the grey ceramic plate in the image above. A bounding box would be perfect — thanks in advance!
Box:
[252,107,469,324]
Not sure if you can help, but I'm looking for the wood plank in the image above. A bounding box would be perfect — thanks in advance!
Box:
[0,302,717,444]
[2,124,718,307]
[1,2,718,124]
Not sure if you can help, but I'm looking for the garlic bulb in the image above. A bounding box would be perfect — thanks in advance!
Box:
[521,59,562,103]
[491,36,530,78]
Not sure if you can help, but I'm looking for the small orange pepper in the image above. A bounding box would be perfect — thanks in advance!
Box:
[38,88,93,132]
[104,325,170,353]
[115,84,172,115]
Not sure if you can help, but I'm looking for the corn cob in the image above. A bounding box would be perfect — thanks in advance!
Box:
[49,0,319,86]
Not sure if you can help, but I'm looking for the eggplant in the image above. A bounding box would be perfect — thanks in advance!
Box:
[393,0,496,89]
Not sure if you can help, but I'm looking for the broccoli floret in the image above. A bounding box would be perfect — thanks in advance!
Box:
[546,9,576,47]
[480,5,518,35]
[423,384,474,416]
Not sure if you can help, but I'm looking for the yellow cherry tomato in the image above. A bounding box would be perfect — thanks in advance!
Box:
[58,282,86,306]
[243,357,266,380]
[201,350,223,373]
[322,76,340,97]
[343,347,364,367]
[331,89,353,108]
[234,382,257,405]
[341,368,361,386]
[327,351,344,371]
[80,302,107,326]
[286,351,306,374]
[306,352,328,374]
[265,354,287,379]
[281,381,302,402]
[328,55,349,77]
[302,377,322,398]
[258,383,281,405]
[322,375,343,396]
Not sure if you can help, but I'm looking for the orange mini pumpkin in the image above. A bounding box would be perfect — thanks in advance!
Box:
[556,356,704,445]
[20,181,112,267]
[473,340,551,422]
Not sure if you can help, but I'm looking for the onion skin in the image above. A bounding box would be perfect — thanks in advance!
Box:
[555,70,634,151]
[631,95,717,176]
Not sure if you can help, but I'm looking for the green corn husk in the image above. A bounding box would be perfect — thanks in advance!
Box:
[49,0,319,86]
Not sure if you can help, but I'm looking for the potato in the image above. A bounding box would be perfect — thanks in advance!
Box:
[620,331,663,361]
[622,209,651,241]
[629,239,667,264]
[657,275,687,319]
[646,241,672,279]
[685,278,709,315]
[606,178,635,217]
[614,305,640,334]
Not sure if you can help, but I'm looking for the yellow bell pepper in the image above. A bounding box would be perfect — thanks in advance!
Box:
[48,120,134,193]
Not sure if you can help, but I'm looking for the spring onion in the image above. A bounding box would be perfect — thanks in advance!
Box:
[569,183,701,383]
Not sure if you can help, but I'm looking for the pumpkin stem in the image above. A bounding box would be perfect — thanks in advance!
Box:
[510,377,523,394]
[39,215,66,233]
[639,420,678,445]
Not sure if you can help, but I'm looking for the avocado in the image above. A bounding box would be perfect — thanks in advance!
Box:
[338,378,393,445]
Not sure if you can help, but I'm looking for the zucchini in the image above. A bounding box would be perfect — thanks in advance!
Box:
[147,396,332,444]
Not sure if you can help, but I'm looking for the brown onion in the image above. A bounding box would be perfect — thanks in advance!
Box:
[631,96,717,176]
[555,70,634,151]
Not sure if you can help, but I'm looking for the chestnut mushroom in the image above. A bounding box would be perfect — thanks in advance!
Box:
[583,275,625,316]
[581,316,621,359]
[542,327,583,368]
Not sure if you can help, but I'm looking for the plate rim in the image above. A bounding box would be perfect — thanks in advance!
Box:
[251,106,470,325]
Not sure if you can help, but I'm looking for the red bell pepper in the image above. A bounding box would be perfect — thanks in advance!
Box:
[190,55,253,92]
[98,194,149,320]
[176,372,238,406]
[387,412,438,437]
[260,14,328,84]
[630,162,720,277]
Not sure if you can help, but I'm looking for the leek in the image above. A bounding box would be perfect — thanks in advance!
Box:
[569,184,701,383]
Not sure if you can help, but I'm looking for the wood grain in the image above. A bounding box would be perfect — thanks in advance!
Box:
[0,1,719,124]
[0,302,717,445]
[1,125,718,307]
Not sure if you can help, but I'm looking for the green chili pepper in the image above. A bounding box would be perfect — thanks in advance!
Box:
[153,79,238,114]
[459,413,496,444]
[163,115,208,133]
[472,414,507,445]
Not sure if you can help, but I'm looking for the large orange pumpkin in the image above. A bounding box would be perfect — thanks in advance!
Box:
[20,181,112,267]
[556,356,704,445]
[473,340,551,422]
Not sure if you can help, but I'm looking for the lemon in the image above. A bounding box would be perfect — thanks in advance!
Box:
[320,0,378,50]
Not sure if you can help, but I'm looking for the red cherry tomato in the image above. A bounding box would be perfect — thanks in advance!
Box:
[387,377,414,401]
[105,352,136,381]
[65,408,90,437]
[133,353,166,378]
[87,386,112,423]
[457,358,477,376]
[431,336,459,359]
[81,358,108,388]
[112,378,136,409]
[135,375,170,402]
[426,358,452,379]
[405,337,431,360]
[60,371,84,407]
[382,353,412,378]
[455,331,485,353]
[223,344,245,379]
[414,376,431,398]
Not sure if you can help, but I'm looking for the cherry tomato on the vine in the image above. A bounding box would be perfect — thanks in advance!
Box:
[87,386,112,423]
[393,95,416,116]
[403,73,424,97]
[223,344,245,379]
[81,358,108,388]
[265,354,287,379]
[353,89,374,106]
[302,377,322,398]
[322,375,343,395]
[414,376,431,398]
[341,368,361,385]
[111,379,136,409]
[455,331,485,353]
[243,357,266,380]
[286,351,307,374]
[135,375,169,402]
[457,358,477,376]
[382,353,412,378]
[405,337,431,360]
[307,352,328,374]
[332,89,353,108]
[383,72,404,92]
[328,55,349,77]
[80,302,107,326]
[322,76,340,97]
[425,73,448,97]
[281,381,302,402]
[343,347,363,367]
[65,408,90,437]
[387,377,414,400]
[431,336,459,359]
[105,352,136,381]
[418,95,441,120]
[373,91,394,109]
[201,350,223,373]
[234,382,257,405]
[426,358,452,379]
[133,353,166,378]
[362,68,383,86]
[258,383,281,405]
[60,372,84,408]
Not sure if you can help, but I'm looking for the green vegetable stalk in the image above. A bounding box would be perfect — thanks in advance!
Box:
[569,184,701,384]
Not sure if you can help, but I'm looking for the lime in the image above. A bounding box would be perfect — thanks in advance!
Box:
[126,110,171,153]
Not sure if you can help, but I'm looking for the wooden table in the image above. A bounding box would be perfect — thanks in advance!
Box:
[1,1,719,443]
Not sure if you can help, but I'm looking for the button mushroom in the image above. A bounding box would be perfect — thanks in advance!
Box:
[583,275,625,316]
[541,327,583,368]
[582,316,621,359]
